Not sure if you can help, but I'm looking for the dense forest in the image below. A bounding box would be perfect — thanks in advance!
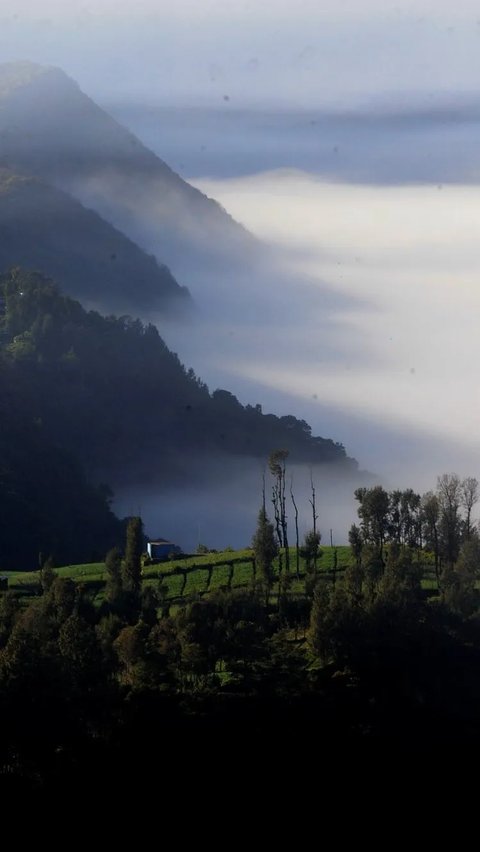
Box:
[0,268,355,569]
[1,476,480,791]
[0,391,122,569]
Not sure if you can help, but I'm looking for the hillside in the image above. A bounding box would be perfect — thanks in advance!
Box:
[0,269,357,485]
[0,366,122,570]
[0,61,257,282]
[4,546,355,601]
[0,169,190,315]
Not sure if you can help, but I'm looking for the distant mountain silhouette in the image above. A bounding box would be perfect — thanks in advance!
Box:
[0,168,190,314]
[0,62,257,284]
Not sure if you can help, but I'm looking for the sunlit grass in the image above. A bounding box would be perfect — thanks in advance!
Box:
[2,547,441,605]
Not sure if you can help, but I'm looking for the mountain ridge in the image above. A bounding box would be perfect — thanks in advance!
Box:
[0,61,258,281]
[0,267,357,482]
[0,166,190,314]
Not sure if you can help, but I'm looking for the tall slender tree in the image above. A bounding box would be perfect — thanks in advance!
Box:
[105,546,123,605]
[302,528,321,597]
[461,477,479,540]
[309,470,319,572]
[122,517,144,595]
[354,485,390,559]
[251,507,278,597]
[290,478,300,579]
[437,474,462,566]
[421,492,440,589]
[269,450,290,573]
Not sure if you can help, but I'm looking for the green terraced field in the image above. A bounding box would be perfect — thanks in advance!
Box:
[2,546,439,605]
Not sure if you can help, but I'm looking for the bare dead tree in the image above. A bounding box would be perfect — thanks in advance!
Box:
[271,481,283,575]
[269,450,290,574]
[281,459,290,574]
[309,470,319,572]
[290,477,300,579]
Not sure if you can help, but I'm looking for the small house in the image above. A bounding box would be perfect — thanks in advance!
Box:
[147,537,182,561]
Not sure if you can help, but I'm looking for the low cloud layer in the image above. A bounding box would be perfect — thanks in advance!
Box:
[109,101,480,186]
[113,457,363,553]
[160,170,480,490]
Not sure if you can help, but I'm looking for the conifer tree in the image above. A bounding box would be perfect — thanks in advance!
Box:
[252,507,278,591]
[105,546,123,604]
[40,555,56,593]
[122,517,144,595]
[302,529,321,597]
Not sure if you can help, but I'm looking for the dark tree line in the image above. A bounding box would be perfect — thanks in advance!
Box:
[2,473,480,790]
[349,475,479,600]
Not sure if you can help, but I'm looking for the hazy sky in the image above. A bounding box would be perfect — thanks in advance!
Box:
[2,1,480,106]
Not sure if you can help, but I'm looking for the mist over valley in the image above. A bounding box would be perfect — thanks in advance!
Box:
[1,55,479,552]
[117,98,480,504]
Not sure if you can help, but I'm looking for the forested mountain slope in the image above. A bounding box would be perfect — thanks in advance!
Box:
[0,268,356,484]
[0,169,190,315]
[0,365,121,569]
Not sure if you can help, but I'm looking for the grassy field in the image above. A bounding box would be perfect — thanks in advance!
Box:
[2,545,438,605]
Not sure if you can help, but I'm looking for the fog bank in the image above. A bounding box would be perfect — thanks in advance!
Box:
[113,456,366,552]
[157,170,480,491]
